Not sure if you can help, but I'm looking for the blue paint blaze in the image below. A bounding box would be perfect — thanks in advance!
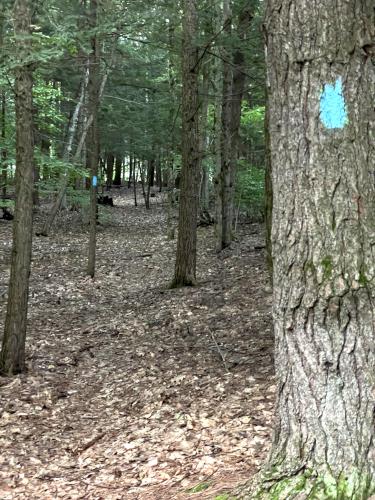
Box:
[320,78,348,129]
[92,175,98,187]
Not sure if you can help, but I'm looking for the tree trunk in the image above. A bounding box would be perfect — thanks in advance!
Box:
[144,159,154,210]
[133,160,137,207]
[171,0,200,287]
[128,155,133,188]
[113,155,122,185]
[167,159,176,240]
[198,58,210,217]
[38,65,89,236]
[87,0,100,278]
[264,88,272,282]
[227,5,253,235]
[106,152,114,190]
[0,0,34,375]
[0,88,7,200]
[217,0,232,251]
[38,41,113,236]
[156,157,162,192]
[213,40,223,251]
[0,12,7,201]
[244,1,375,497]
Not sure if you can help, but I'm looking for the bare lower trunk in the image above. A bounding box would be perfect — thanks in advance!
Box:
[145,159,154,210]
[218,0,232,251]
[0,90,7,200]
[106,152,114,190]
[87,0,100,279]
[133,161,137,207]
[0,0,34,375]
[113,155,122,186]
[128,155,133,188]
[0,15,7,201]
[242,1,375,498]
[264,89,272,281]
[172,0,200,287]
[227,5,253,239]
[198,58,210,218]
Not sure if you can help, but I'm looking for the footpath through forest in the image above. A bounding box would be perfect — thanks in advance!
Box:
[0,189,275,500]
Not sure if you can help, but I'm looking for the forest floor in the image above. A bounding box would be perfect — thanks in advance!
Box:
[0,188,275,500]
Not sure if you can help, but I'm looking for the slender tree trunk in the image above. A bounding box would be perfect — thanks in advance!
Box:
[156,157,162,192]
[264,88,272,282]
[213,51,222,249]
[217,0,233,251]
[87,0,100,278]
[106,152,114,190]
[128,155,133,188]
[38,66,89,235]
[0,12,7,201]
[113,155,122,186]
[167,159,176,240]
[227,5,253,235]
[198,58,210,217]
[0,88,7,200]
[144,158,154,210]
[172,0,200,287]
[243,1,375,497]
[133,160,137,207]
[140,160,146,200]
[39,45,112,236]
[0,0,34,375]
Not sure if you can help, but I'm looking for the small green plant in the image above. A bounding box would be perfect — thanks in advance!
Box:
[187,482,211,494]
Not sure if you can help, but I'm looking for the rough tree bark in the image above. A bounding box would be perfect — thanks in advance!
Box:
[0,10,7,201]
[198,58,210,218]
[128,155,133,188]
[264,87,272,281]
[171,0,200,287]
[241,1,375,498]
[113,155,122,186]
[87,0,100,278]
[0,0,34,375]
[0,85,6,201]
[106,152,114,190]
[216,0,233,251]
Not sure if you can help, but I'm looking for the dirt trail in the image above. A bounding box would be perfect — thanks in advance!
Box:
[0,189,275,499]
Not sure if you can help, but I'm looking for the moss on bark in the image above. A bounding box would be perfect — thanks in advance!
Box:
[238,467,375,500]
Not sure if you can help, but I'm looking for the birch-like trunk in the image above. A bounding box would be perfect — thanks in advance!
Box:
[39,61,109,236]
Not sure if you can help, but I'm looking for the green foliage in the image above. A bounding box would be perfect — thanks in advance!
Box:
[241,104,265,154]
[0,198,14,209]
[235,162,264,221]
[33,76,66,137]
[187,482,211,493]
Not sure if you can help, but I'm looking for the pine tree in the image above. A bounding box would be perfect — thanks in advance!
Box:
[0,0,34,375]
[243,0,375,497]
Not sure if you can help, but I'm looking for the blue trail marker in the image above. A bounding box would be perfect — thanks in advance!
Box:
[92,175,98,187]
[320,78,348,129]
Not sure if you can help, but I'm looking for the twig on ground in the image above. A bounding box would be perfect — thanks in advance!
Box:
[209,330,230,373]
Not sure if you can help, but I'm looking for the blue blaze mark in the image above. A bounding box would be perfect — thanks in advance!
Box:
[320,78,348,129]
[92,176,98,187]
